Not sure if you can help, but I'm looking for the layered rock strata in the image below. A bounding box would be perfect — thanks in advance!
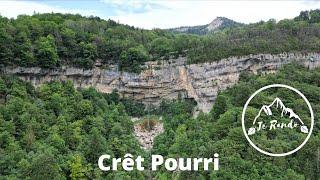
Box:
[2,53,320,112]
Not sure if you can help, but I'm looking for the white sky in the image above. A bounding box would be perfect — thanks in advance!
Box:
[0,1,320,29]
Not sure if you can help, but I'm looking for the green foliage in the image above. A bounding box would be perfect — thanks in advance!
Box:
[13,32,35,66]
[27,152,62,180]
[121,98,145,117]
[0,76,145,179]
[0,13,180,71]
[76,42,97,68]
[69,154,88,180]
[149,37,174,59]
[120,45,148,73]
[35,35,59,68]
[0,23,14,66]
[152,64,320,179]
[1,11,320,72]
[0,65,319,179]
[210,95,228,121]
[187,12,320,63]
[96,89,145,117]
[295,9,320,23]
[1,10,320,179]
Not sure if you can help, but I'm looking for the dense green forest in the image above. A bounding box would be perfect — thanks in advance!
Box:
[0,8,320,179]
[0,76,150,179]
[0,13,189,72]
[187,10,320,64]
[1,10,320,72]
[152,64,320,179]
[0,64,319,179]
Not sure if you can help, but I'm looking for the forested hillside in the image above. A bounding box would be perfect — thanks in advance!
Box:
[187,11,320,63]
[0,64,319,179]
[0,13,191,72]
[152,64,320,179]
[1,2,320,179]
[0,76,148,179]
[1,10,320,72]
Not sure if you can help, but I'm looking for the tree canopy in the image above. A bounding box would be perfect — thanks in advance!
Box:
[0,64,319,179]
[1,10,320,72]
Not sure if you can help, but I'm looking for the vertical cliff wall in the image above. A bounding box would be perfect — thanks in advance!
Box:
[2,52,320,113]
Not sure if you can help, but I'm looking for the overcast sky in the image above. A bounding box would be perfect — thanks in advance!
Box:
[1,0,320,29]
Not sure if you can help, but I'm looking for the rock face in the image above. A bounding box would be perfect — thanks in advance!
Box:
[168,17,243,35]
[133,122,164,150]
[2,52,320,113]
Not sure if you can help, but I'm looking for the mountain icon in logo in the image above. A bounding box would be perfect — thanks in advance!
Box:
[247,97,309,135]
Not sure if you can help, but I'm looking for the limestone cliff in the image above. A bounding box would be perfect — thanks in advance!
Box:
[2,52,320,113]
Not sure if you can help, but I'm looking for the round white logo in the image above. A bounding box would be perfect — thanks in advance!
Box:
[241,84,314,157]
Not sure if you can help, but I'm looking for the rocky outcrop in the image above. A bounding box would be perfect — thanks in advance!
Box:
[2,52,320,113]
[133,122,164,150]
[168,17,243,35]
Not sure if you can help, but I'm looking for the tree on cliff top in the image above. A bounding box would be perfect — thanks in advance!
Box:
[35,35,59,68]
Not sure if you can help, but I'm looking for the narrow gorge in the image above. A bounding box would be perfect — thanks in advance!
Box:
[2,52,320,113]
